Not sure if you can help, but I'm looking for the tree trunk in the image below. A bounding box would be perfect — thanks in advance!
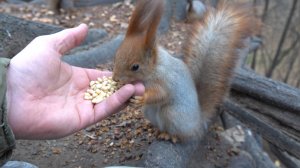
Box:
[0,13,107,58]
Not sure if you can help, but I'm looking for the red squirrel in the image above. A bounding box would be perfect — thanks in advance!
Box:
[113,0,257,142]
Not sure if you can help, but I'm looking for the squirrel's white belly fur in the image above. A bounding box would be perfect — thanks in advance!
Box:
[143,48,205,139]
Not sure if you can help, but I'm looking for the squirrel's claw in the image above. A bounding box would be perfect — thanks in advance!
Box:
[171,136,179,143]
[158,132,170,140]
[129,96,144,107]
[157,132,179,143]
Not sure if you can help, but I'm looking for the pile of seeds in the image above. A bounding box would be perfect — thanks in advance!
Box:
[84,76,120,104]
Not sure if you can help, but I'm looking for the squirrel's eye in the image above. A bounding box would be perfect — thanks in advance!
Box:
[131,64,139,71]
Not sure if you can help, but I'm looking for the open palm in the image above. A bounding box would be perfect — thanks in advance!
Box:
[6,24,143,140]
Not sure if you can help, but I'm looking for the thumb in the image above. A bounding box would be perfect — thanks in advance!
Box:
[50,24,88,55]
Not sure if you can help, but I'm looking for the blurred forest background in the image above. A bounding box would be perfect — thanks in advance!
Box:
[240,0,299,88]
[194,0,300,89]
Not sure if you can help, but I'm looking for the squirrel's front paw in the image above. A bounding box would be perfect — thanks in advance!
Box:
[129,96,144,107]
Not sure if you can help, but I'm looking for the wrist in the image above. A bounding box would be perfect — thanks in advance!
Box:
[0,58,15,164]
[4,60,18,139]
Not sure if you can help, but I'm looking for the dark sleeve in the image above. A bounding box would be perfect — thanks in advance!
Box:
[0,58,15,166]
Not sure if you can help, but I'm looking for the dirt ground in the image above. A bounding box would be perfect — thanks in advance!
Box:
[0,1,192,167]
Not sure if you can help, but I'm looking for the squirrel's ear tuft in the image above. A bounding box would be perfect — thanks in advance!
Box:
[143,0,164,50]
[126,0,164,50]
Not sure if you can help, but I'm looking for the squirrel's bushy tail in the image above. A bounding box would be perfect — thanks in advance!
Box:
[184,2,258,121]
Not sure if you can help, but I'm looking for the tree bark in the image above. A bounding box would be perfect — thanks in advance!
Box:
[271,144,300,168]
[233,68,300,113]
[0,13,62,58]
[224,99,300,159]
[0,13,107,58]
[62,35,124,68]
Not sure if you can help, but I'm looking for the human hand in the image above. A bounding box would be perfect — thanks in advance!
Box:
[6,24,145,140]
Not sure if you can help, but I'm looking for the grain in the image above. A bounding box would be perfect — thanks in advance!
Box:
[84,76,120,104]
